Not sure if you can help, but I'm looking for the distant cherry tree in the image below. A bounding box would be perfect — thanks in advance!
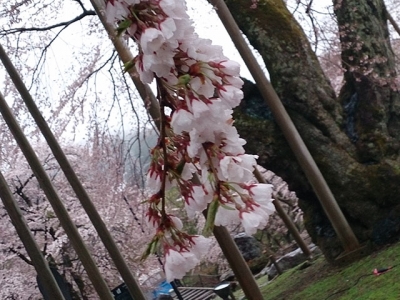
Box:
[0,139,159,299]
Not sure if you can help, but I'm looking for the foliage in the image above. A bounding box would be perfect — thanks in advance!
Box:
[235,242,400,300]
[0,141,160,299]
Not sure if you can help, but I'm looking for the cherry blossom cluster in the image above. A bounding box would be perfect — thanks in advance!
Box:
[251,0,260,9]
[106,0,274,281]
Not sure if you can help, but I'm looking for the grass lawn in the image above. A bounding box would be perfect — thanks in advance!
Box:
[234,242,400,299]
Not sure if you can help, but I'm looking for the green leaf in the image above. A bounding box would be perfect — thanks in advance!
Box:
[178,74,191,86]
[203,196,219,237]
[141,236,160,261]
[175,160,186,176]
[116,19,132,36]
[123,60,135,73]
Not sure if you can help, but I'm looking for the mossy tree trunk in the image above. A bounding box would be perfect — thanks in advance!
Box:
[220,0,400,260]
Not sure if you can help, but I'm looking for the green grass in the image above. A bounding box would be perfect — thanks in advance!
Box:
[234,242,400,300]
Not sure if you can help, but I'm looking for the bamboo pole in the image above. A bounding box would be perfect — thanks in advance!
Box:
[210,0,360,252]
[0,44,146,300]
[0,168,66,300]
[0,91,114,300]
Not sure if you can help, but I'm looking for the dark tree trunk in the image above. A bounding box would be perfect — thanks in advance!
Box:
[222,0,400,260]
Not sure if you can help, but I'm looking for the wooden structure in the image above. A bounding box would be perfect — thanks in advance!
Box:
[171,287,216,300]
[0,0,362,299]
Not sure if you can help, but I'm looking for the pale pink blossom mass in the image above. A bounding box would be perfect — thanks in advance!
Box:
[105,0,275,281]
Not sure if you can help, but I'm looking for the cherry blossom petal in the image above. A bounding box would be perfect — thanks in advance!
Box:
[140,28,166,54]
[171,109,194,134]
[220,60,241,76]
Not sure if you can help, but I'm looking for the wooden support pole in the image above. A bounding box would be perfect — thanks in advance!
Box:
[91,0,161,129]
[0,169,66,300]
[0,91,114,300]
[386,8,400,36]
[210,0,360,252]
[213,226,264,300]
[0,43,147,300]
[254,168,312,258]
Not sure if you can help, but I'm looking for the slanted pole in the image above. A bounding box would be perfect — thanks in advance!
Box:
[254,168,312,258]
[0,168,66,300]
[0,43,146,300]
[0,90,114,300]
[213,226,264,300]
[90,0,161,129]
[210,0,360,252]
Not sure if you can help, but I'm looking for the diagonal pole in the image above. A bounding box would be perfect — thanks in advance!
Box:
[212,226,264,299]
[210,0,360,252]
[0,169,66,300]
[0,90,114,300]
[90,0,161,129]
[0,43,146,300]
[254,168,312,257]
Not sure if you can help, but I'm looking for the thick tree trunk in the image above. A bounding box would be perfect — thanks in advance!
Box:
[223,0,400,260]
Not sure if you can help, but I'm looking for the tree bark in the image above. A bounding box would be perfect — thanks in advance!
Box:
[223,0,400,260]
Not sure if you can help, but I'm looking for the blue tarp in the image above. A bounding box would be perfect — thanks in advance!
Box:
[152,280,173,299]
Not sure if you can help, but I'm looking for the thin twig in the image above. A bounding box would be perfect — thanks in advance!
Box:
[386,9,400,36]
[0,10,96,36]
[8,247,33,265]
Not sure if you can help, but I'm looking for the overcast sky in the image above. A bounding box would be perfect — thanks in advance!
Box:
[0,0,336,142]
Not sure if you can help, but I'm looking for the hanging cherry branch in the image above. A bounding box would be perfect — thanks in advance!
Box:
[105,0,274,281]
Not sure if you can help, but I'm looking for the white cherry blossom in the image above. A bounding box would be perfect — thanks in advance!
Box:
[241,207,270,235]
[219,154,257,182]
[219,60,241,76]
[105,1,129,24]
[159,18,177,40]
[218,85,244,108]
[189,236,211,257]
[214,204,240,227]
[146,170,162,193]
[140,28,166,54]
[106,0,275,281]
[164,249,198,281]
[164,235,211,281]
[171,109,194,134]
[185,185,213,218]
